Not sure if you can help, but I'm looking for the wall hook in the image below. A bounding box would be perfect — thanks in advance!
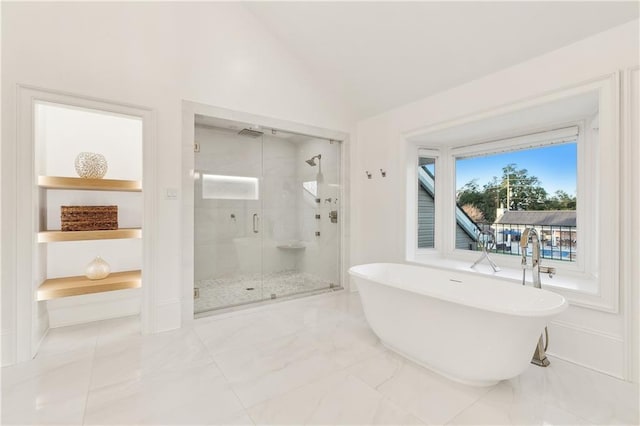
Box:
[380,169,387,177]
[365,171,372,179]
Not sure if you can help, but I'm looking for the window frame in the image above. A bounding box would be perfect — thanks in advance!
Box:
[404,73,621,313]
[446,126,585,273]
[415,150,440,252]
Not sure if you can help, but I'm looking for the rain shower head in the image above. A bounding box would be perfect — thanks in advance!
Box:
[238,128,264,138]
[305,154,321,166]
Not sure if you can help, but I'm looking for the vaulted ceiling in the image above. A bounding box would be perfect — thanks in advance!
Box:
[246,2,639,119]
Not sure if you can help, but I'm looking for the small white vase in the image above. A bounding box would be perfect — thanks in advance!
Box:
[75,152,108,179]
[85,256,110,280]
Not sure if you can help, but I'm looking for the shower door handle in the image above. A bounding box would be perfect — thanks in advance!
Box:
[253,213,259,233]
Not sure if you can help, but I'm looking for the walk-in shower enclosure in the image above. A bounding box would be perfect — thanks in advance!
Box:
[193,117,341,314]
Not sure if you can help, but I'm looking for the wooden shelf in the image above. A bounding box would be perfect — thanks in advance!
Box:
[38,176,142,192]
[38,228,142,242]
[37,270,141,301]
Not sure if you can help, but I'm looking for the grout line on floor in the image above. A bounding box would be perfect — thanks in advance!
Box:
[80,342,98,426]
[191,321,254,420]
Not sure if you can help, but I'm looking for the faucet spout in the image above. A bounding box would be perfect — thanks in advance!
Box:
[521,227,541,288]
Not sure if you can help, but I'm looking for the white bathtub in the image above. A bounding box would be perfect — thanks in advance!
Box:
[349,262,568,386]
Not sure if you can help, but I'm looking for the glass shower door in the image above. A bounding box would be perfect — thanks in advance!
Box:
[194,122,341,315]
[194,126,264,313]
[261,131,340,300]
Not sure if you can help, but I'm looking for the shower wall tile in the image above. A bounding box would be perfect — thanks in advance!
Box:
[295,138,340,285]
[194,241,241,280]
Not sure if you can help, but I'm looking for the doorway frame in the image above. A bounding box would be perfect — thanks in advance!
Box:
[8,85,157,364]
[181,101,349,323]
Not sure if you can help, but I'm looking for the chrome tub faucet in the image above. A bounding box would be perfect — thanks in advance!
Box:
[520,227,556,367]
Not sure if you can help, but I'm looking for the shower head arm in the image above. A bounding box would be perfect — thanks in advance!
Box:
[305,154,322,167]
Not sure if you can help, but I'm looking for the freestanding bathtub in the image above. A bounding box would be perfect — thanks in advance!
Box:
[349,263,568,386]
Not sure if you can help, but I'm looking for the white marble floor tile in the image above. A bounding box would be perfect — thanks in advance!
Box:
[4,291,639,426]
[35,321,102,357]
[90,327,213,390]
[1,348,94,425]
[248,369,424,425]
[194,309,303,355]
[213,332,339,408]
[271,298,349,329]
[541,357,639,425]
[271,291,363,328]
[307,316,385,368]
[347,349,404,389]
[84,363,247,425]
[447,380,594,425]
[348,350,491,425]
[313,290,365,319]
[95,315,141,347]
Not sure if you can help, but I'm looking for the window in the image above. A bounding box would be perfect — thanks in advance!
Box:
[406,75,621,311]
[417,156,436,248]
[455,141,577,262]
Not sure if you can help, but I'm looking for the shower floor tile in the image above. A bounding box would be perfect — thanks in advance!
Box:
[194,270,334,312]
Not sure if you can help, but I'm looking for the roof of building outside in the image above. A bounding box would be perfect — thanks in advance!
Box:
[418,167,479,240]
[495,210,576,227]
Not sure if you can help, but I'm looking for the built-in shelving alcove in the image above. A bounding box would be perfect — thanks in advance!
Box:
[34,99,144,324]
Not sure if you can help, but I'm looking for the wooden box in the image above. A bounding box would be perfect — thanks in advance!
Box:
[61,206,118,231]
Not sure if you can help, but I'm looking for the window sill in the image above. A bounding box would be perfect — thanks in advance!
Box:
[411,252,598,297]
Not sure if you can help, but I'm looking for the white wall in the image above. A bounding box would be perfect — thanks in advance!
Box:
[350,21,639,381]
[1,2,354,365]
[37,102,143,180]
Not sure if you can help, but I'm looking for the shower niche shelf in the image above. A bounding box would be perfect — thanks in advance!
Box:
[38,175,142,192]
[276,242,306,250]
[37,270,141,301]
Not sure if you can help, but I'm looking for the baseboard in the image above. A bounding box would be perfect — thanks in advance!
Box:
[547,319,625,379]
[46,288,142,328]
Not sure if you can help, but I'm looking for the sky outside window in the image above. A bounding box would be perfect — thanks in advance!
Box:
[456,142,577,196]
